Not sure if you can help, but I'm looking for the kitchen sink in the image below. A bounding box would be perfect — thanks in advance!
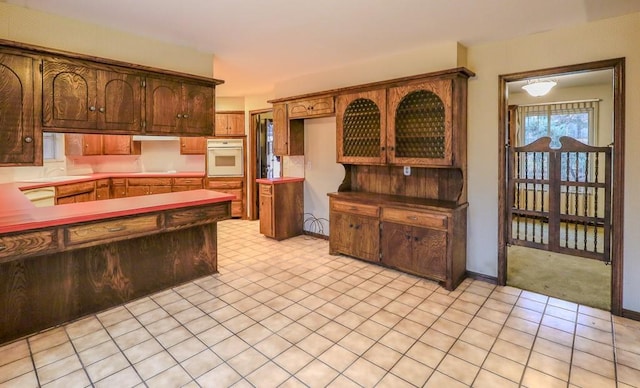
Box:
[19,175,92,183]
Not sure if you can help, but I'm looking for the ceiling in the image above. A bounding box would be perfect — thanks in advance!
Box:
[5,0,640,97]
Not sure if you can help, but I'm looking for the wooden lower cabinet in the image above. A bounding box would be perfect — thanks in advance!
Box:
[95,179,110,200]
[206,178,244,218]
[126,177,172,197]
[329,211,379,262]
[328,193,467,290]
[258,180,303,240]
[381,221,447,281]
[55,181,96,205]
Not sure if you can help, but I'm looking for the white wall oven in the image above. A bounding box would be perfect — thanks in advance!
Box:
[207,138,244,177]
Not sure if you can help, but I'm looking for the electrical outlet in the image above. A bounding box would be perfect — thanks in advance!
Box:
[403,166,411,176]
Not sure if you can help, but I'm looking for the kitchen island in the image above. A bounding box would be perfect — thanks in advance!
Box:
[0,182,233,344]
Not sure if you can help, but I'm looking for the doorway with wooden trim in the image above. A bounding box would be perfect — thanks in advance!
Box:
[248,109,277,220]
[498,59,625,314]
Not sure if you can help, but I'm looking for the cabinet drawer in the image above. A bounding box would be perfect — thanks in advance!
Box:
[111,178,126,185]
[207,180,242,190]
[212,188,242,200]
[260,184,273,196]
[56,181,95,197]
[127,177,172,186]
[173,177,203,187]
[0,230,58,262]
[65,214,160,246]
[166,204,230,228]
[331,200,379,217]
[382,208,448,230]
[95,179,110,188]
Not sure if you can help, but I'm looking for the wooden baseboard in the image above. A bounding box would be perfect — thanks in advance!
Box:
[302,230,329,240]
[466,271,498,285]
[622,309,640,321]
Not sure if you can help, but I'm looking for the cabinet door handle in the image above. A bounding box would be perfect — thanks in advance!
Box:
[107,226,126,232]
[89,106,96,111]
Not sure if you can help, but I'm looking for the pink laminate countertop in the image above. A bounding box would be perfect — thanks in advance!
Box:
[256,177,305,184]
[15,172,205,190]
[0,184,233,234]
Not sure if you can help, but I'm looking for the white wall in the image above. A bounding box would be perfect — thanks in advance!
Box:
[272,12,640,312]
[303,117,344,235]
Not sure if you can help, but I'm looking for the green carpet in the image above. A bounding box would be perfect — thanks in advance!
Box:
[507,245,611,311]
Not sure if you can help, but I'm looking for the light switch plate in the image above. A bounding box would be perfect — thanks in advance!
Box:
[403,166,411,176]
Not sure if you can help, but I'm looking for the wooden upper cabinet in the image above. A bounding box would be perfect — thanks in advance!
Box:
[97,71,142,132]
[215,112,245,136]
[180,137,206,155]
[43,60,96,130]
[272,103,289,156]
[65,134,140,156]
[145,78,213,136]
[288,96,334,118]
[273,103,304,156]
[387,78,454,167]
[43,60,142,133]
[102,134,141,155]
[336,90,387,165]
[0,51,41,166]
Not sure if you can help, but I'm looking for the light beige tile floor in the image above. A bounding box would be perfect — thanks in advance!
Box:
[1,219,639,387]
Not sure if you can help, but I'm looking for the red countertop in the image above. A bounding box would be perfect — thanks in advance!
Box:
[256,177,305,184]
[15,172,205,190]
[0,172,233,234]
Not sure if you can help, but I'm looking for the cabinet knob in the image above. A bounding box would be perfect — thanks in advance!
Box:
[176,114,183,118]
[99,107,105,113]
[89,106,96,111]
[24,136,33,143]
[414,237,420,242]
[183,114,189,118]
[381,146,385,151]
[390,146,395,151]
[349,224,353,228]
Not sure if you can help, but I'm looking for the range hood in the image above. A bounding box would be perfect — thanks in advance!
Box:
[132,135,180,141]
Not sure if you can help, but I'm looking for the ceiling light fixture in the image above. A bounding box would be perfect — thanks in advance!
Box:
[522,79,557,97]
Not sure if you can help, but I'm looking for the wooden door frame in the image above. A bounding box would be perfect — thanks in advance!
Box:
[248,108,273,220]
[497,58,625,315]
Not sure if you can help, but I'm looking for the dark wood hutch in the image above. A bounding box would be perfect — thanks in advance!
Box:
[269,68,474,290]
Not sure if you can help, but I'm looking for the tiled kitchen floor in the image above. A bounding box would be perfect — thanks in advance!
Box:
[1,220,639,388]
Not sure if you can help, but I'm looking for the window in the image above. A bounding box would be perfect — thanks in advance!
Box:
[518,101,598,147]
[517,101,599,183]
[43,133,63,161]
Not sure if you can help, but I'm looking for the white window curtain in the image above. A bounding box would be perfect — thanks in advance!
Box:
[515,100,599,147]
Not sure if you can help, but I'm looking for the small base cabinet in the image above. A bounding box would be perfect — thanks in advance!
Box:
[328,192,467,291]
[329,199,380,262]
[258,178,304,240]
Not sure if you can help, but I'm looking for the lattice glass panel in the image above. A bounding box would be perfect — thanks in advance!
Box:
[395,90,445,159]
[342,98,381,158]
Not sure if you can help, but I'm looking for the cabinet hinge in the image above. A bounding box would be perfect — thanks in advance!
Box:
[141,80,146,87]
